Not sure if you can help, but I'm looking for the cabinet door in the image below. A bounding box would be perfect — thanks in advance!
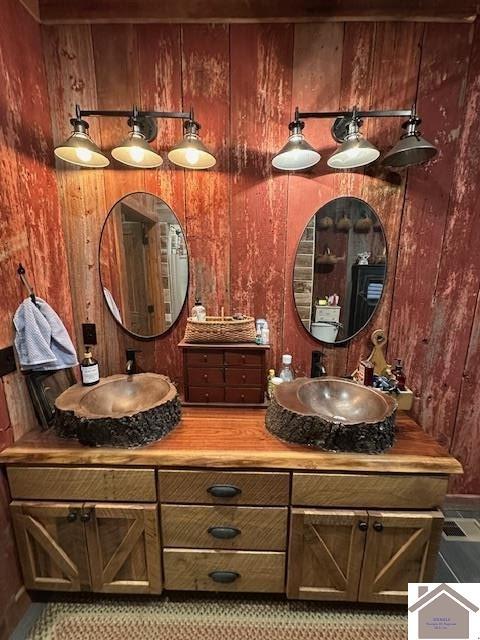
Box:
[10,501,90,591]
[85,503,162,594]
[358,510,444,604]
[287,509,368,601]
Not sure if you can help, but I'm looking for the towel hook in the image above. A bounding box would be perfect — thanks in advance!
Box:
[17,263,37,304]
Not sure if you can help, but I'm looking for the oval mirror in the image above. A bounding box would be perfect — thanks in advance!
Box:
[293,197,386,344]
[99,192,188,339]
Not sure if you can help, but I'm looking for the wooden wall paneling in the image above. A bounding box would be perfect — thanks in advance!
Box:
[345,22,424,374]
[42,25,115,374]
[282,23,345,377]
[91,24,152,373]
[182,24,230,316]
[230,24,294,370]
[421,20,480,471]
[136,24,187,384]
[388,23,473,419]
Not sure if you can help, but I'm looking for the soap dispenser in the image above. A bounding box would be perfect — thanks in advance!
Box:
[191,298,206,322]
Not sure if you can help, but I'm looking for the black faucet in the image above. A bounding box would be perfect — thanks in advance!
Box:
[311,351,327,377]
[126,349,140,374]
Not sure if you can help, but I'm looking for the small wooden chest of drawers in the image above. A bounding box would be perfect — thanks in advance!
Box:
[179,341,269,406]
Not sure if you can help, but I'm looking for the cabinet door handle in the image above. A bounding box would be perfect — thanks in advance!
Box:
[67,510,78,522]
[80,508,92,523]
[207,484,242,498]
[241,374,246,382]
[208,526,241,539]
[373,521,383,532]
[208,571,240,583]
[203,374,208,381]
[358,521,368,531]
[203,355,208,362]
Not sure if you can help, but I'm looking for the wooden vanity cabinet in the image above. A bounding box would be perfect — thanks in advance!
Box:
[11,501,162,595]
[287,507,444,604]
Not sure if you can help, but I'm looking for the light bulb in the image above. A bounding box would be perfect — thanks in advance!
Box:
[76,147,93,162]
[185,147,200,165]
[129,146,145,163]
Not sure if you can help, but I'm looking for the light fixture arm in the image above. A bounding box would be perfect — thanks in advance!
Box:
[296,108,413,120]
[75,103,192,121]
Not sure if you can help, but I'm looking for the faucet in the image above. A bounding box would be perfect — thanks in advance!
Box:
[126,349,140,375]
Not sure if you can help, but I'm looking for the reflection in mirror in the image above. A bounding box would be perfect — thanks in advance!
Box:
[293,197,386,344]
[99,192,188,339]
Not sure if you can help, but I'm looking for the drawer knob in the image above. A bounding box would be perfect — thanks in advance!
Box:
[207,484,242,498]
[80,509,92,523]
[373,521,383,532]
[241,375,246,382]
[203,355,208,362]
[208,526,241,539]
[67,510,77,522]
[209,570,240,584]
[203,374,208,381]
[358,521,368,531]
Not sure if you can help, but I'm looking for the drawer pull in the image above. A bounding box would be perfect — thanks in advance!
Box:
[67,510,78,522]
[358,521,368,531]
[203,374,208,381]
[207,484,242,498]
[373,521,384,532]
[208,570,240,584]
[80,508,92,523]
[208,526,241,539]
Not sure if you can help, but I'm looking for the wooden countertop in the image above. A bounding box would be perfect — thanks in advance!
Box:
[0,408,462,475]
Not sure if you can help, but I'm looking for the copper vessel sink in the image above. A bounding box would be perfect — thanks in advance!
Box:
[266,377,397,453]
[54,373,181,447]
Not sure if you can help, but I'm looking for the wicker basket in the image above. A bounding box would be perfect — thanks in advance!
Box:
[184,316,257,344]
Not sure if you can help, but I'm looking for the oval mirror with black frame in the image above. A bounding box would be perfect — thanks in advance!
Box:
[99,192,188,339]
[293,197,387,345]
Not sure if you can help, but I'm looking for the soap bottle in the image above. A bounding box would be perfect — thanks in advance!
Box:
[279,354,294,382]
[261,321,270,345]
[393,359,406,391]
[80,347,100,386]
[191,298,206,322]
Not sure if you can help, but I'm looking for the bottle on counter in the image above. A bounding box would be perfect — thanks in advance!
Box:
[80,347,100,386]
[261,321,270,345]
[191,298,206,322]
[279,354,294,382]
[393,359,406,391]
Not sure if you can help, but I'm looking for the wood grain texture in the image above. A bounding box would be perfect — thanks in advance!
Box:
[163,548,285,592]
[8,466,156,502]
[161,504,287,550]
[0,408,462,474]
[35,0,479,24]
[292,472,448,509]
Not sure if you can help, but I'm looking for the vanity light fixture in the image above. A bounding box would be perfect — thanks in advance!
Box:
[272,105,437,171]
[54,107,109,168]
[112,110,163,168]
[272,117,321,171]
[55,104,216,170]
[167,119,216,169]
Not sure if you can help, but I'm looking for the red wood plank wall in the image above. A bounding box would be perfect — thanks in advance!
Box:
[0,0,74,636]
[41,22,480,494]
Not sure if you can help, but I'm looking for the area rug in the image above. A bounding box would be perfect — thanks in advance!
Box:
[27,595,407,640]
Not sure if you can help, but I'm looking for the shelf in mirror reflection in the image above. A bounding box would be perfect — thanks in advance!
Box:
[293,196,386,345]
[99,191,188,339]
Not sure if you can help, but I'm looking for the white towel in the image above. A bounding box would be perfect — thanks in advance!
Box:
[13,298,78,371]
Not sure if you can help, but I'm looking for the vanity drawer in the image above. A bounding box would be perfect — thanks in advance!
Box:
[188,367,224,386]
[159,470,290,505]
[225,387,264,404]
[161,504,287,550]
[7,466,156,502]
[186,351,224,367]
[163,549,285,592]
[187,386,225,403]
[225,368,263,386]
[292,473,449,509]
[225,351,264,367]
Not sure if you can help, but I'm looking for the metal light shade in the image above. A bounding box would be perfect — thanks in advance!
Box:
[168,120,216,169]
[272,120,320,171]
[327,136,380,169]
[383,115,437,168]
[112,126,163,168]
[54,119,109,168]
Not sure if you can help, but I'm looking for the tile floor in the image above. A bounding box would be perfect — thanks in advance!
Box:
[10,507,480,639]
